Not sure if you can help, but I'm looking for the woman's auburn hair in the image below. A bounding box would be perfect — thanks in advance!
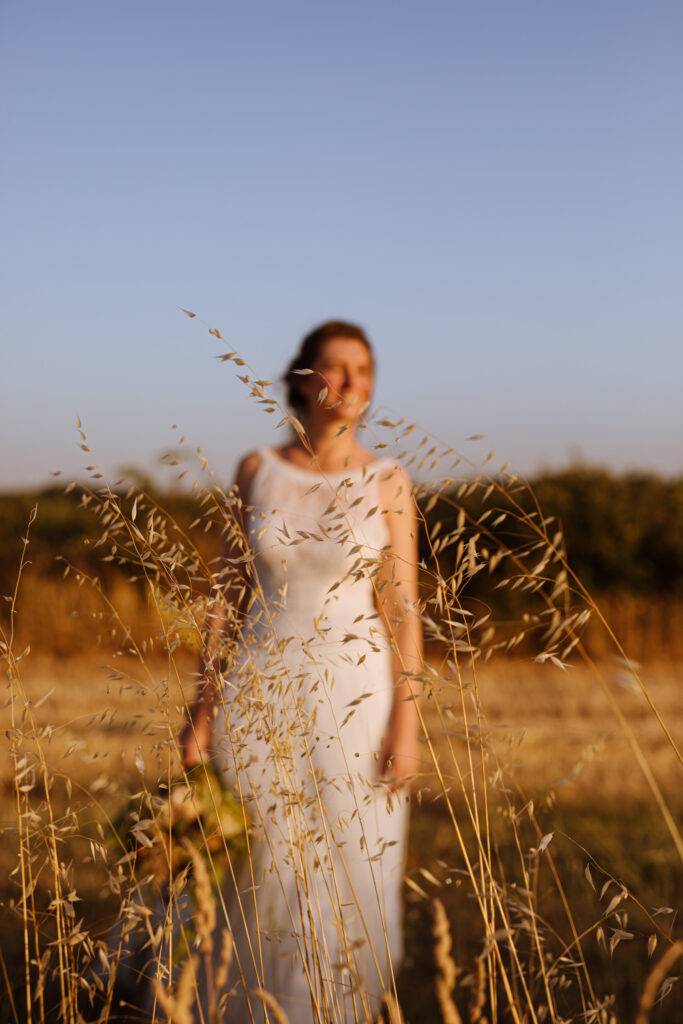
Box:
[285,319,374,413]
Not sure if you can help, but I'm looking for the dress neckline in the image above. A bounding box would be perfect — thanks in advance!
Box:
[261,446,386,482]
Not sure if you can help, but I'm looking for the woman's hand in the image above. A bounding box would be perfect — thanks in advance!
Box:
[378,711,420,792]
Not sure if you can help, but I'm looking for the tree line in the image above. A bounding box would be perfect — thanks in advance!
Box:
[2,466,682,599]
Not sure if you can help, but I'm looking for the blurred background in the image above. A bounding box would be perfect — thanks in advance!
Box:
[2,0,681,488]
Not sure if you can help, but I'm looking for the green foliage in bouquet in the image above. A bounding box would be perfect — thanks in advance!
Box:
[111,763,248,891]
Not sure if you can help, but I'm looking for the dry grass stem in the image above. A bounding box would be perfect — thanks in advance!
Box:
[469,957,488,1024]
[153,954,198,1024]
[432,898,462,1024]
[635,940,683,1024]
[253,988,291,1024]
[382,991,407,1024]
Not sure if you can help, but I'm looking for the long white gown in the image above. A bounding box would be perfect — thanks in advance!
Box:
[213,447,409,1024]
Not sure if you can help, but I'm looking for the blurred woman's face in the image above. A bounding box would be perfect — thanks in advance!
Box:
[302,337,374,422]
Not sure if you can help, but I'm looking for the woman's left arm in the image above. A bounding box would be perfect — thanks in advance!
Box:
[375,465,423,790]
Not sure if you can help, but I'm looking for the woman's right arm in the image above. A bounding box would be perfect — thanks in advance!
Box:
[180,451,261,767]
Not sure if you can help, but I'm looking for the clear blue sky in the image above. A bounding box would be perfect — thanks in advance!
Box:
[2,0,682,489]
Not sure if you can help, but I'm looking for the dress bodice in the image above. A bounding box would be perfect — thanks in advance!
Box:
[245,447,395,642]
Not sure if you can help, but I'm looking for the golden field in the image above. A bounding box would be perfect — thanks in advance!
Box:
[2,461,682,1022]
[2,651,680,817]
[2,648,681,1022]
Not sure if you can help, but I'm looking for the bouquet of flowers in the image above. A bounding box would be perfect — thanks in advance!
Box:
[101,764,248,1006]
[112,763,248,890]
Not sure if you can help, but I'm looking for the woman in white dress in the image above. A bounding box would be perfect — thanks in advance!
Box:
[181,321,422,1023]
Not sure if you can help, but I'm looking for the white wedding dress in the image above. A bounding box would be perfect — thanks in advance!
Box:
[213,447,408,1024]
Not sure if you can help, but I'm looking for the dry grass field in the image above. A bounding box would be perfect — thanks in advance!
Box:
[2,649,681,1022]
[421,654,682,804]
[2,651,680,819]
[2,450,682,1022]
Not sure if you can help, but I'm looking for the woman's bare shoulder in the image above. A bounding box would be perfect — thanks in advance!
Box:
[233,450,263,502]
